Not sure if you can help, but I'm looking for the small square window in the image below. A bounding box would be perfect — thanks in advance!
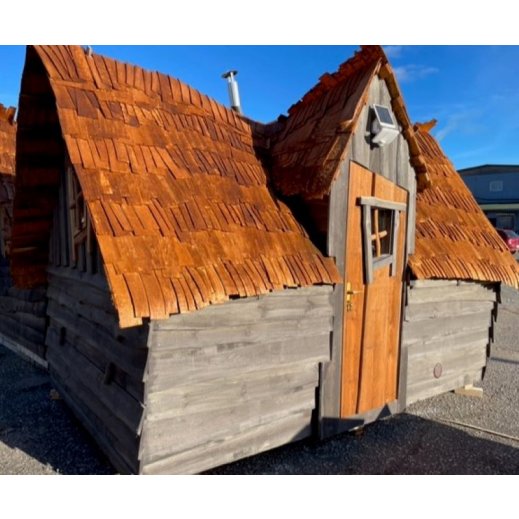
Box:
[370,207,393,259]
[359,197,406,284]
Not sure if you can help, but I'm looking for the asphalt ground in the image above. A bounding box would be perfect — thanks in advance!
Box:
[1,286,518,475]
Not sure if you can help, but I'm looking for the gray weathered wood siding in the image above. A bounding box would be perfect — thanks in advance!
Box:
[320,74,416,436]
[45,266,148,474]
[140,285,333,475]
[349,75,416,253]
[402,280,497,405]
[43,164,148,474]
[0,255,47,366]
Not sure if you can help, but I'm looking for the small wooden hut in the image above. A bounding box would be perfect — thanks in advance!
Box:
[11,45,340,474]
[402,121,519,405]
[268,45,430,436]
[9,45,519,474]
[265,46,519,436]
[0,103,47,366]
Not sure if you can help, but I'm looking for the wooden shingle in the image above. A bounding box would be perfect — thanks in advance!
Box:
[409,123,519,288]
[269,45,430,199]
[12,46,341,327]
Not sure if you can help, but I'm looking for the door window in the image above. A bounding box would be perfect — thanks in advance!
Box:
[360,196,406,283]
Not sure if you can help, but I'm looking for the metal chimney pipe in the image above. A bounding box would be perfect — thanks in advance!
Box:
[221,70,242,114]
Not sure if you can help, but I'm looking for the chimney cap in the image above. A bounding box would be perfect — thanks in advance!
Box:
[222,70,238,79]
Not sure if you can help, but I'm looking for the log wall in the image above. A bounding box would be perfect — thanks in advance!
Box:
[45,266,148,474]
[0,255,47,365]
[402,279,498,405]
[44,164,148,474]
[140,285,334,475]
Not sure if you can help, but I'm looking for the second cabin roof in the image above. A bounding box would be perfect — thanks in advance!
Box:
[409,122,519,288]
[269,45,429,199]
[12,45,340,327]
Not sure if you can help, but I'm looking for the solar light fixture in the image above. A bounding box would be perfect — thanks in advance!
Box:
[371,104,399,147]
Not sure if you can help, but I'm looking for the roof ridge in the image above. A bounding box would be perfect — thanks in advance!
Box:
[13,45,341,327]
[34,45,254,134]
[286,45,385,117]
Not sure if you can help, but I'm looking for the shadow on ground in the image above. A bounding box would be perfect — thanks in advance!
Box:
[205,412,519,475]
[0,346,114,475]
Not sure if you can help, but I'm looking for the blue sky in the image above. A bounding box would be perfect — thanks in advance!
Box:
[0,45,518,169]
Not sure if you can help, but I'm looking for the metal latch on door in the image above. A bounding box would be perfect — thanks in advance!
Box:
[345,282,362,312]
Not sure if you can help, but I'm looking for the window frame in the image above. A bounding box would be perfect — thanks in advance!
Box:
[66,165,92,267]
[359,196,407,284]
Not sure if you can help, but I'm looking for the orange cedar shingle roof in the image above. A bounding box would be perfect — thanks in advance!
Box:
[0,103,15,179]
[18,46,340,327]
[269,45,429,199]
[409,123,519,288]
[0,104,16,254]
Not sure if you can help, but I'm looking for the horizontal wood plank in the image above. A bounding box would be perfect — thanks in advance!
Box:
[152,317,333,350]
[407,369,483,405]
[141,384,316,464]
[405,300,495,322]
[141,410,313,475]
[47,339,144,434]
[402,310,491,345]
[147,333,330,391]
[407,284,496,304]
[146,362,319,420]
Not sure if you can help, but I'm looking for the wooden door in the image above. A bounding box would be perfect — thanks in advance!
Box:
[341,162,408,417]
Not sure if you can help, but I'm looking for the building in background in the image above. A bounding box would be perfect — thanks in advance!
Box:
[459,165,519,232]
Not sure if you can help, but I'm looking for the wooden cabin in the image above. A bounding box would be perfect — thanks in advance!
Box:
[402,121,519,405]
[11,45,340,474]
[268,45,430,436]
[0,103,48,366]
[267,46,519,437]
[8,45,519,474]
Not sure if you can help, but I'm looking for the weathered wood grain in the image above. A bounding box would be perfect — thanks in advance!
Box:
[47,337,143,433]
[318,285,344,438]
[407,338,487,384]
[147,333,330,391]
[50,371,137,474]
[0,295,46,315]
[407,369,483,405]
[141,410,313,475]
[405,300,495,321]
[152,316,332,350]
[146,363,319,420]
[48,354,140,472]
[410,279,458,289]
[154,293,332,331]
[142,286,333,473]
[141,384,316,464]
[407,283,497,304]
[403,281,496,406]
[46,324,144,400]
[403,310,491,344]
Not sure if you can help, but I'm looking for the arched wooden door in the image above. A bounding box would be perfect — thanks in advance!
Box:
[341,162,408,417]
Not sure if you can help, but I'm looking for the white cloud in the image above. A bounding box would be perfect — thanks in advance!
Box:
[433,108,484,142]
[393,64,439,83]
[383,45,404,59]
